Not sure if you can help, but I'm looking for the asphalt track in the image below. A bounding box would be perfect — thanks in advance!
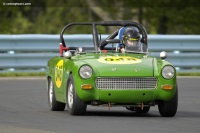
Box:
[0,77,200,133]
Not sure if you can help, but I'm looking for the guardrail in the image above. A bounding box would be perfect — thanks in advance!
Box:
[0,34,200,73]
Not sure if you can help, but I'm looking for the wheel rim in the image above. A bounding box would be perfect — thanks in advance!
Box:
[49,81,53,107]
[68,83,73,108]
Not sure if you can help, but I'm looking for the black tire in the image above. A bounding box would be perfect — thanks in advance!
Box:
[67,75,87,115]
[158,87,178,117]
[48,78,66,111]
[135,106,150,113]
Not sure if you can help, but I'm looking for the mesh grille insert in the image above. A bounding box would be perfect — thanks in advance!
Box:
[95,77,157,90]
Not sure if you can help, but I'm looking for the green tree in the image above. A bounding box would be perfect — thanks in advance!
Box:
[1,0,200,34]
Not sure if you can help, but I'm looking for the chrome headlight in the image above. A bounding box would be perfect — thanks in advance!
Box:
[79,65,93,79]
[162,66,175,79]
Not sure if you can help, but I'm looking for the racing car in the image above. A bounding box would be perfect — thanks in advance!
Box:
[46,21,178,117]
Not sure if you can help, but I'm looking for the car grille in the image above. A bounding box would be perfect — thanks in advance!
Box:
[95,77,158,90]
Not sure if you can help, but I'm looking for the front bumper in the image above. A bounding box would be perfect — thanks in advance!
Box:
[73,75,176,104]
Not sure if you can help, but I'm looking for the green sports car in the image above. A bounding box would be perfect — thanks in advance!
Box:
[46,21,178,117]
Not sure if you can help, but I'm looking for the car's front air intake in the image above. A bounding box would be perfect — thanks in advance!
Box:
[95,77,157,90]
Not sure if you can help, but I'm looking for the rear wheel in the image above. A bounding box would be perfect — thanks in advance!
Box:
[67,75,87,115]
[48,78,65,111]
[158,87,178,117]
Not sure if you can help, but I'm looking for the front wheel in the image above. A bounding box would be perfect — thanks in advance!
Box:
[158,87,178,117]
[67,75,87,115]
[48,78,66,111]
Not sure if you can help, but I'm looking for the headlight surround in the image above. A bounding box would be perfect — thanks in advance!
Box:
[79,65,93,79]
[162,65,175,79]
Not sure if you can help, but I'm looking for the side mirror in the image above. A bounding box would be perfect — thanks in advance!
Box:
[63,51,72,59]
[105,39,120,43]
[160,51,167,60]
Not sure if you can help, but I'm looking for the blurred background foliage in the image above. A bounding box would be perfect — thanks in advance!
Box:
[0,0,200,34]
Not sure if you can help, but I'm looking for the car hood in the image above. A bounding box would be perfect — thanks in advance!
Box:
[77,53,154,77]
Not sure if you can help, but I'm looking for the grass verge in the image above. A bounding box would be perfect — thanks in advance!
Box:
[0,72,200,77]
[0,72,46,77]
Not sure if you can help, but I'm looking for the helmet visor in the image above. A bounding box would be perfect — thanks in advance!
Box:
[125,37,140,52]
[126,38,139,46]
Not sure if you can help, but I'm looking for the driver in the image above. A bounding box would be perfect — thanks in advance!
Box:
[121,27,141,53]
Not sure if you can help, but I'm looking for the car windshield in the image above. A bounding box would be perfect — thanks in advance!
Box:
[124,42,148,53]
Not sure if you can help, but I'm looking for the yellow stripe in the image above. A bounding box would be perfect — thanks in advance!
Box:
[129,38,138,41]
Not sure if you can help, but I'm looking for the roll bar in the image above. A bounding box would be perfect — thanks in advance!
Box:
[60,21,148,51]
